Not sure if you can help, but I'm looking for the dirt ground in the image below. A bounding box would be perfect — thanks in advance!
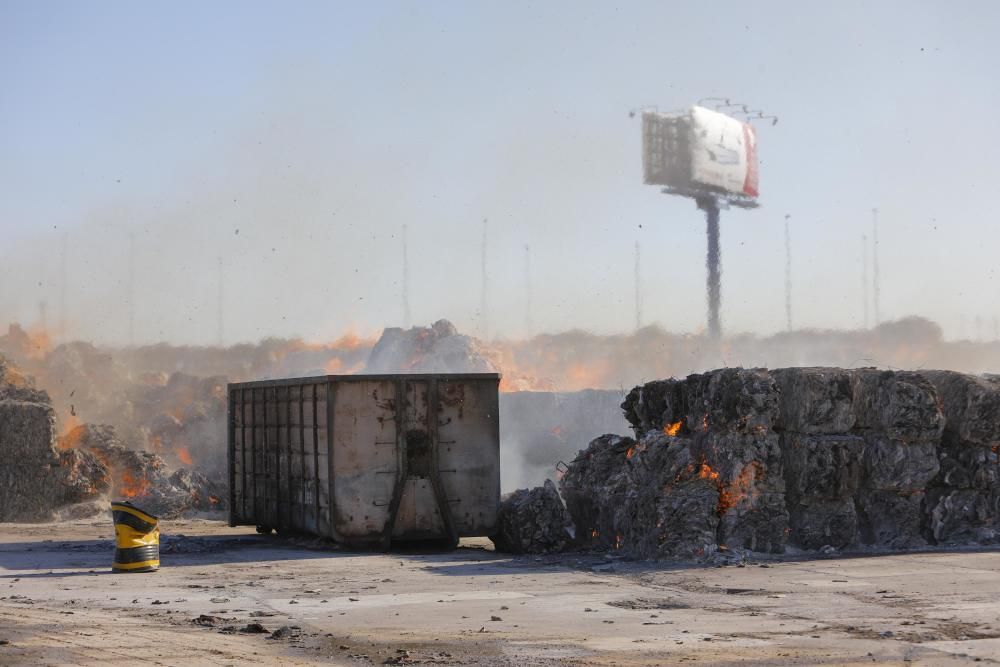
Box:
[1,519,999,666]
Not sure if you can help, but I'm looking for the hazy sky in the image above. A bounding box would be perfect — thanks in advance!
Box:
[2,1,998,345]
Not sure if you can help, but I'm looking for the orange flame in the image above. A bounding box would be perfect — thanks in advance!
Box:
[663,421,682,437]
[625,445,637,459]
[591,529,599,539]
[176,447,194,466]
[118,470,151,498]
[57,420,85,450]
[614,534,623,550]
[697,463,720,481]
[717,462,764,514]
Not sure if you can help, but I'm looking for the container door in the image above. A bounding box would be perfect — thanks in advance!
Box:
[392,379,447,539]
[331,379,399,539]
[436,378,501,536]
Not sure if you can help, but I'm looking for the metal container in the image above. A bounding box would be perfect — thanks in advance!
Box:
[111,501,160,572]
[227,373,500,548]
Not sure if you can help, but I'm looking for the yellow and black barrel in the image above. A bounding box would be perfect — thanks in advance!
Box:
[111,501,160,572]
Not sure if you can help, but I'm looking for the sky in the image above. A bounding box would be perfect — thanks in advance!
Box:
[2,1,999,345]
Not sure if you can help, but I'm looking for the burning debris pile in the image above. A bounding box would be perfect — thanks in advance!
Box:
[496,367,1000,559]
[0,352,225,522]
[60,424,225,518]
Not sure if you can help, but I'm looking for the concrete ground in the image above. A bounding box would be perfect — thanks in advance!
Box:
[1,519,999,666]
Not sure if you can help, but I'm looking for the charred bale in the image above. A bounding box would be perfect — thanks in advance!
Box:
[781,434,863,549]
[772,367,855,434]
[0,398,60,521]
[559,434,635,551]
[490,480,575,554]
[700,431,787,554]
[851,370,944,444]
[621,379,683,437]
[613,433,719,559]
[622,368,779,437]
[682,368,780,435]
[921,371,1000,543]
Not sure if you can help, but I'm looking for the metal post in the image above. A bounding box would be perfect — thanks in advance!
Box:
[784,217,792,332]
[699,198,722,339]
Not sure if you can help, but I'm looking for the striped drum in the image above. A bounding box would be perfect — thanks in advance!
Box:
[111,501,160,572]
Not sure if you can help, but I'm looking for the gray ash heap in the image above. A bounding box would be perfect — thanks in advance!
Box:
[494,367,1000,557]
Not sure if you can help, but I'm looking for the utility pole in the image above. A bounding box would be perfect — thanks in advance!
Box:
[872,208,881,326]
[217,256,224,347]
[59,231,68,341]
[402,225,411,328]
[524,244,532,337]
[862,234,869,329]
[128,232,135,347]
[481,218,489,340]
[784,215,792,332]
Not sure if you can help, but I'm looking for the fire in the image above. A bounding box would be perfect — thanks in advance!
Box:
[118,470,151,498]
[591,529,599,539]
[663,421,682,436]
[614,534,623,550]
[176,447,194,466]
[717,462,764,515]
[57,419,84,450]
[625,446,636,459]
[697,463,720,481]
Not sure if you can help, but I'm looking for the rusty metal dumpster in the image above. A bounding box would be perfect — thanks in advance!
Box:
[227,373,500,548]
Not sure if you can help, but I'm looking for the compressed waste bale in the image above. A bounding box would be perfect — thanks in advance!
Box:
[851,370,943,443]
[860,436,939,491]
[0,385,60,521]
[490,479,575,554]
[856,490,927,548]
[782,434,864,500]
[787,499,858,550]
[925,488,999,544]
[681,368,780,435]
[559,433,636,550]
[622,368,779,437]
[920,371,1000,543]
[781,434,864,549]
[614,432,719,559]
[922,371,1000,447]
[621,379,684,437]
[771,367,855,434]
[701,431,787,553]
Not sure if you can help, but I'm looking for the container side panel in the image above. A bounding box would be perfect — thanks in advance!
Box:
[332,380,398,538]
[436,379,501,536]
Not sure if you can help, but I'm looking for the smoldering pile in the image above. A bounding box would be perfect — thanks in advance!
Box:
[494,367,1000,558]
[0,353,225,522]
